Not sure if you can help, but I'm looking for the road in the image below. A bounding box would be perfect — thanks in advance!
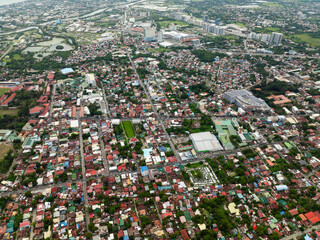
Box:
[0,44,14,60]
[127,52,181,162]
[99,80,111,119]
[281,227,320,240]
[77,113,90,231]
[97,119,109,176]
[0,0,146,36]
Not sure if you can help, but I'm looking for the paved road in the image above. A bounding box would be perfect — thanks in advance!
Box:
[0,0,146,36]
[77,113,90,230]
[128,52,181,162]
[97,119,109,176]
[0,44,14,60]
[281,227,320,240]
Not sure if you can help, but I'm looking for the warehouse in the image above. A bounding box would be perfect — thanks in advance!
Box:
[190,132,223,152]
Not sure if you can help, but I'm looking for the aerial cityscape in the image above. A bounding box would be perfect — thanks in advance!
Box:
[0,0,319,239]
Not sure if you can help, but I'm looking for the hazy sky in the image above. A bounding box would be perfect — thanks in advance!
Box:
[0,0,25,6]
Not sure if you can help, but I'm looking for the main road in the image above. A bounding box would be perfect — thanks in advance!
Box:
[0,0,146,36]
[77,109,90,231]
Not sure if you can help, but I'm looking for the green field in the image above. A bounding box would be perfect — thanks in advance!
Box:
[290,34,320,48]
[147,47,171,53]
[158,20,188,28]
[190,169,203,179]
[262,2,283,7]
[235,22,247,28]
[0,88,9,96]
[254,27,281,34]
[0,109,19,117]
[13,54,24,60]
[185,162,203,169]
[122,121,135,138]
[0,144,13,159]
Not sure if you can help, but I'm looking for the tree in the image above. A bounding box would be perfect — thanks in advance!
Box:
[25,191,32,198]
[140,216,151,228]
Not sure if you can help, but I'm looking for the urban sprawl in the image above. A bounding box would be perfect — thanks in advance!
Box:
[0,0,319,240]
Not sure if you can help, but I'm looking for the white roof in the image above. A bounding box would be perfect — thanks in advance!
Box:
[190,132,223,152]
[70,120,79,128]
[159,41,173,47]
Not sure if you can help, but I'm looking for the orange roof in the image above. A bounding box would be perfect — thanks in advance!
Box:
[299,214,307,221]
[305,211,316,220]
[266,159,274,167]
[289,209,299,216]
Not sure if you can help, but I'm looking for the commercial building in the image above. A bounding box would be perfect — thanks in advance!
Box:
[214,119,238,150]
[163,31,198,42]
[144,28,156,42]
[224,89,270,112]
[189,132,223,152]
[85,74,96,87]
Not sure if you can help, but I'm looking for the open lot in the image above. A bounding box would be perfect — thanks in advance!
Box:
[122,121,135,138]
[0,144,13,159]
[158,20,189,28]
[0,109,19,117]
[0,88,10,96]
[290,34,320,48]
[262,2,283,7]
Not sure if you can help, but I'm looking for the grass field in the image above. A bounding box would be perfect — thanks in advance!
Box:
[0,109,19,117]
[235,22,247,28]
[13,54,24,60]
[0,88,9,96]
[122,121,135,138]
[0,144,13,159]
[147,47,171,53]
[262,2,283,7]
[190,169,203,179]
[158,20,188,28]
[290,34,320,48]
[185,162,203,169]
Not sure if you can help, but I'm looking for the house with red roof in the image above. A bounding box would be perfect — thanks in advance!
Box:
[47,72,55,80]
[37,96,48,103]
[1,93,16,106]
[29,106,44,115]
[180,229,190,240]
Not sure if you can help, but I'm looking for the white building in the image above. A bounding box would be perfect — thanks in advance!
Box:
[85,73,96,87]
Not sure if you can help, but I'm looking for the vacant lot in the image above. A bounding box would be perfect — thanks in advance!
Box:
[0,144,13,159]
[122,121,135,138]
[13,54,24,60]
[262,2,283,7]
[0,88,9,96]
[0,109,19,117]
[158,20,188,28]
[291,34,320,48]
[185,162,203,169]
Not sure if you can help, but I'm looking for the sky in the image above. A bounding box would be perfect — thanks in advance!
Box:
[0,0,25,6]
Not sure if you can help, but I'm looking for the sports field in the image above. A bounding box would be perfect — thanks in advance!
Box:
[0,88,9,96]
[122,121,135,138]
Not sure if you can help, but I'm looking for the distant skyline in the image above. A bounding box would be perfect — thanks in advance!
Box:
[0,0,25,6]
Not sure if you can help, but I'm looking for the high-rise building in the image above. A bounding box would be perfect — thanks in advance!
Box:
[270,32,283,46]
[157,31,163,42]
[144,28,156,42]
[261,34,270,43]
